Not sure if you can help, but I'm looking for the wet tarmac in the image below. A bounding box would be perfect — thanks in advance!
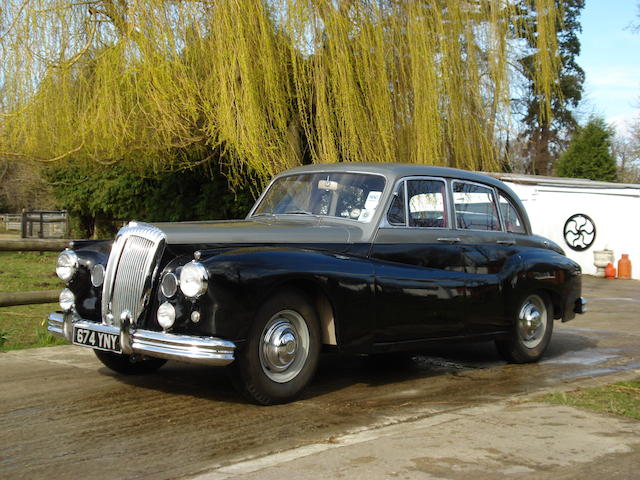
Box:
[0,276,638,480]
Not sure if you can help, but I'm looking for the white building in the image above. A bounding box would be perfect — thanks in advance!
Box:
[493,173,640,280]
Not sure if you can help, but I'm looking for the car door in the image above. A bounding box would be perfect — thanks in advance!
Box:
[370,177,468,343]
[449,180,523,334]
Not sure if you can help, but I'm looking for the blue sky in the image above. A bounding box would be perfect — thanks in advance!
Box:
[577,0,639,136]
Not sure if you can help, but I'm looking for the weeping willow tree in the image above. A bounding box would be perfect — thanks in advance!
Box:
[1,0,560,187]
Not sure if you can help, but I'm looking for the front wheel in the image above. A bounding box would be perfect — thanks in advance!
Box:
[495,293,553,363]
[94,349,167,374]
[230,290,321,405]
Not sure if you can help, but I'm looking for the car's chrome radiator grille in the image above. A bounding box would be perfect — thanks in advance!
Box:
[101,222,166,327]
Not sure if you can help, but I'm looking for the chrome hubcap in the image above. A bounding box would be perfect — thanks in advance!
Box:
[518,295,547,349]
[260,310,309,383]
[263,322,298,372]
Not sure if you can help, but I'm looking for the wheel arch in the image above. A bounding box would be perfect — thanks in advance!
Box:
[266,278,338,346]
[522,287,562,321]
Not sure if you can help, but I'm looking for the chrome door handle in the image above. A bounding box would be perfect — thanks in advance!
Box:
[437,237,461,243]
[496,240,516,245]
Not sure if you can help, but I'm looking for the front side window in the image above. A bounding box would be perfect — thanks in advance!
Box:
[253,172,386,223]
[453,181,500,231]
[407,179,447,228]
[499,193,526,234]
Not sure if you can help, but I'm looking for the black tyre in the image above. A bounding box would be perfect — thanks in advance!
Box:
[495,293,553,364]
[230,290,321,405]
[94,349,167,375]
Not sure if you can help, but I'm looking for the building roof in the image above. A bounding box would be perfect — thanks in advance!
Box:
[486,172,640,190]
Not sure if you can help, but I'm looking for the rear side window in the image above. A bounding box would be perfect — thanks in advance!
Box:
[452,181,500,231]
[407,179,447,228]
[499,193,526,234]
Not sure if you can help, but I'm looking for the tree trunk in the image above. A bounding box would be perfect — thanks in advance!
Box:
[533,123,552,176]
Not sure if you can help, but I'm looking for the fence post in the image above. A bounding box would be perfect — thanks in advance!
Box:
[21,209,27,238]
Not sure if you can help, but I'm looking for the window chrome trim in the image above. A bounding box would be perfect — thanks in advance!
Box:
[450,179,503,233]
[380,176,450,229]
[496,189,528,235]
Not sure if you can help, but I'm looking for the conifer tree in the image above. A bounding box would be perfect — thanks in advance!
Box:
[557,117,616,182]
[515,0,585,175]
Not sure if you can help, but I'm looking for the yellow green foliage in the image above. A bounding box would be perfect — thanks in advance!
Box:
[0,0,560,186]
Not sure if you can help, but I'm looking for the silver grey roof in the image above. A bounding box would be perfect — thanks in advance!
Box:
[281,162,519,196]
[277,162,531,233]
[281,162,504,186]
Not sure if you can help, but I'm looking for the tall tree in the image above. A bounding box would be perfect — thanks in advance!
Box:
[1,0,562,185]
[514,0,585,175]
[556,117,616,182]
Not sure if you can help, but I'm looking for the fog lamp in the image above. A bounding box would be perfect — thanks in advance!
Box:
[157,302,176,330]
[59,288,75,312]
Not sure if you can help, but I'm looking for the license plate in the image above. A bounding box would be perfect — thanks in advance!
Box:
[73,326,121,353]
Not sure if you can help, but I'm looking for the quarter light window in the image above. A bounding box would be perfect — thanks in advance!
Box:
[387,183,406,225]
[499,194,526,234]
[453,181,500,231]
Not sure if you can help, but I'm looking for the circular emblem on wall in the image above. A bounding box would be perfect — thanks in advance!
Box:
[563,214,596,251]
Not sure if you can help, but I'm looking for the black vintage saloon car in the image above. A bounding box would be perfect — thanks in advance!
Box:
[49,164,586,404]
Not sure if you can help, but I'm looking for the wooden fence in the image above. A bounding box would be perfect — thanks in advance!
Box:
[0,238,72,307]
[0,214,21,231]
[21,210,69,238]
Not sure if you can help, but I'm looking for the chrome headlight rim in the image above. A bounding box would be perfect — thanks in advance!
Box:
[179,261,208,299]
[56,250,79,282]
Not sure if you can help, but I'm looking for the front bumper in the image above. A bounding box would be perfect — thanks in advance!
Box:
[48,312,236,366]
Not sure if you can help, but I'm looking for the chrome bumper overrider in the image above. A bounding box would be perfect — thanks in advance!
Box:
[574,297,587,314]
[48,312,236,366]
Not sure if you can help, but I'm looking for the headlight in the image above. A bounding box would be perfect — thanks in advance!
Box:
[179,261,208,299]
[56,250,79,282]
[160,272,178,298]
[91,264,105,287]
[157,302,176,330]
[59,288,75,311]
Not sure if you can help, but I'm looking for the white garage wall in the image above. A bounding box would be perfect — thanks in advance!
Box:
[502,179,640,280]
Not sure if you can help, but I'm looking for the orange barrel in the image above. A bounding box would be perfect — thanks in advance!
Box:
[618,254,632,280]
[605,262,616,279]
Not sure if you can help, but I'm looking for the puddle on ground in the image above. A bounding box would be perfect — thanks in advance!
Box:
[544,348,621,366]
[559,361,640,380]
[411,355,476,371]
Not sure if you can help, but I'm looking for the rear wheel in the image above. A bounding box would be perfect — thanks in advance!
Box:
[94,350,167,374]
[495,293,553,363]
[230,290,321,405]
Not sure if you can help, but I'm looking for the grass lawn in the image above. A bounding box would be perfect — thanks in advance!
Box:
[0,251,66,350]
[541,379,640,420]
